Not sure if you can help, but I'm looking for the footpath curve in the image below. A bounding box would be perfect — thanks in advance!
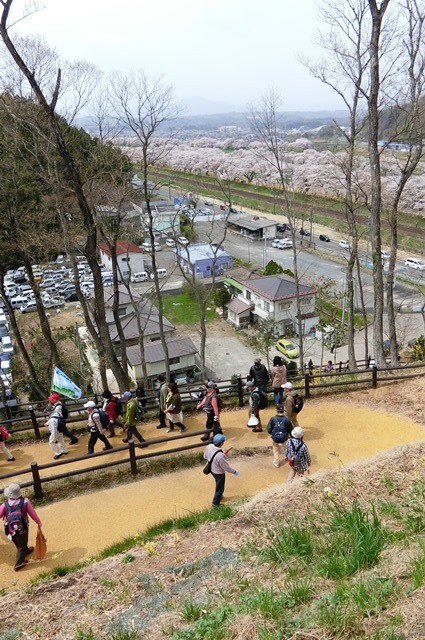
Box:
[1,400,424,590]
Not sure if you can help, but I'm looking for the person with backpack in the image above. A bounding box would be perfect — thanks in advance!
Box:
[198,381,223,442]
[102,389,124,437]
[247,357,270,393]
[266,405,292,468]
[84,400,113,454]
[285,427,311,482]
[203,434,239,507]
[0,424,14,462]
[0,483,41,571]
[47,401,69,460]
[245,380,267,432]
[48,393,78,445]
[271,355,287,406]
[282,382,301,428]
[121,391,149,447]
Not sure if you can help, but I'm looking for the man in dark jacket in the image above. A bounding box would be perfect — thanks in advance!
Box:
[247,358,269,393]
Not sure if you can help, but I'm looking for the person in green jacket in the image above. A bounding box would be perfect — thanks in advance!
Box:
[121,391,148,447]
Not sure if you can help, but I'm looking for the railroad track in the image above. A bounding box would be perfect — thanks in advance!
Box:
[151,170,424,240]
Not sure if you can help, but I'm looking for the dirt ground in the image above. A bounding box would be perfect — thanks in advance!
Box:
[1,378,424,594]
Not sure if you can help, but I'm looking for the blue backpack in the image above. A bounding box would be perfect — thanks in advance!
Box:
[4,498,28,536]
[272,416,290,443]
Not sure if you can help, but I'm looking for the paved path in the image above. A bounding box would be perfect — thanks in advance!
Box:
[1,402,424,590]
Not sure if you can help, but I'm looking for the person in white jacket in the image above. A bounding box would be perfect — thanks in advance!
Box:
[203,434,239,507]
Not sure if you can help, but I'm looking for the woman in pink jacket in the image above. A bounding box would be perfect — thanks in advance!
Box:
[0,483,42,571]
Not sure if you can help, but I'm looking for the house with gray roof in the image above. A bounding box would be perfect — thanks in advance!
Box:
[227,212,277,240]
[126,336,199,382]
[224,272,318,335]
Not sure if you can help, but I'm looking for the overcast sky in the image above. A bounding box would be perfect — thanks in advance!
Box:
[10,0,343,115]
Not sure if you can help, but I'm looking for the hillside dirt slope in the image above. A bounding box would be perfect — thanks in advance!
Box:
[0,378,424,639]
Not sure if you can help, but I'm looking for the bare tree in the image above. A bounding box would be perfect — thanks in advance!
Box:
[109,70,182,379]
[249,90,306,370]
[0,4,129,390]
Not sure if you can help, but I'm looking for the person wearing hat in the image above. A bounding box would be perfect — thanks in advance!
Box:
[266,405,292,468]
[247,358,270,393]
[285,427,311,482]
[203,434,239,507]
[282,382,299,428]
[47,393,78,446]
[245,380,263,432]
[0,483,42,571]
[102,389,124,437]
[84,400,113,454]
[47,395,69,460]
[197,381,222,442]
[121,391,149,447]
[155,375,169,430]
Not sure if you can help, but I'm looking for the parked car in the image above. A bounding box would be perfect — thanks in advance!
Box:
[319,234,330,242]
[272,238,282,248]
[178,236,190,246]
[229,207,238,214]
[339,240,352,249]
[299,228,310,236]
[204,200,214,206]
[405,257,425,270]
[20,300,38,313]
[130,272,149,283]
[1,336,13,354]
[278,239,293,249]
[165,238,176,248]
[10,295,30,309]
[64,292,78,302]
[43,298,62,309]
[0,325,9,339]
[276,223,290,233]
[275,338,299,359]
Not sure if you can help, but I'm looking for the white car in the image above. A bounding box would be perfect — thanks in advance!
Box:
[278,239,293,249]
[339,240,352,249]
[20,300,38,313]
[130,272,149,283]
[1,336,13,354]
[272,238,282,248]
[178,236,190,246]
[405,258,425,270]
[165,238,176,248]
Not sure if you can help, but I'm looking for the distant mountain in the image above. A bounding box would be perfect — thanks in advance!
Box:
[181,96,245,116]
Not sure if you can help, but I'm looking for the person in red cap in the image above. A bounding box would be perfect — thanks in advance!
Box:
[47,393,78,445]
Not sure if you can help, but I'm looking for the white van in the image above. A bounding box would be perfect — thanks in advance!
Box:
[405,257,425,270]
[151,268,167,279]
[130,271,149,283]
[10,295,30,309]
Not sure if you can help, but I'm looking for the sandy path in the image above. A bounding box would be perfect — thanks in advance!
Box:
[1,401,424,590]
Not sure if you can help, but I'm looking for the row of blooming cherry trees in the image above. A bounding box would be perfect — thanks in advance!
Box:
[124,138,425,214]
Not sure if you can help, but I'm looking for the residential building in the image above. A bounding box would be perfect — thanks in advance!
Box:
[98,241,144,280]
[224,271,318,335]
[175,243,232,278]
[126,336,199,383]
[131,202,181,238]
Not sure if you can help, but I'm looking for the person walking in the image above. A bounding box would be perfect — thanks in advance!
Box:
[47,402,69,460]
[271,356,287,406]
[285,427,311,482]
[48,393,78,445]
[102,389,123,437]
[282,382,300,428]
[0,483,42,571]
[266,404,292,468]
[84,401,113,454]
[121,391,149,446]
[246,380,263,432]
[0,425,14,461]
[165,382,187,433]
[247,358,270,393]
[155,375,169,430]
[203,434,239,507]
[198,381,222,442]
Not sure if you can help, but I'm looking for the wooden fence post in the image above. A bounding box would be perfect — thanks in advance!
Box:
[128,439,138,476]
[237,375,244,407]
[304,373,310,399]
[31,461,43,499]
[372,365,378,389]
[29,407,41,439]
[5,404,12,420]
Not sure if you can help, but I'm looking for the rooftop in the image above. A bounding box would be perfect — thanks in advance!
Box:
[242,274,316,301]
[126,336,198,366]
[98,240,143,257]
[175,243,232,262]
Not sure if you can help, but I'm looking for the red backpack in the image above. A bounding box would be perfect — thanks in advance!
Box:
[0,425,9,441]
